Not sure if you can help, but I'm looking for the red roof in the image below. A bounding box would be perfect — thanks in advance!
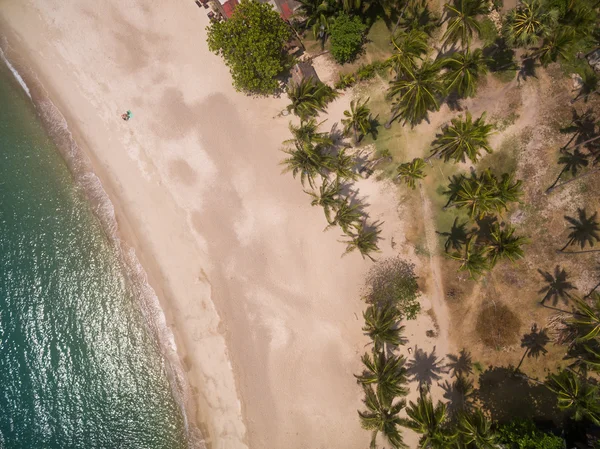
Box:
[280,3,292,20]
[222,0,239,18]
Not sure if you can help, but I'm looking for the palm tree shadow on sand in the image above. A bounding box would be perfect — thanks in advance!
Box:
[406,346,447,388]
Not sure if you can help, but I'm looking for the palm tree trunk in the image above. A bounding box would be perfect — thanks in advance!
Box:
[515,348,529,372]
[585,281,600,298]
[384,104,401,129]
[391,0,410,36]
[545,166,567,193]
[354,125,359,145]
[547,167,600,194]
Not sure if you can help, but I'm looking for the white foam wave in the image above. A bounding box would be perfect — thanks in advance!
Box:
[0,46,32,99]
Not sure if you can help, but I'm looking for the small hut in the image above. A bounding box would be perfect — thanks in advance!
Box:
[290,61,319,85]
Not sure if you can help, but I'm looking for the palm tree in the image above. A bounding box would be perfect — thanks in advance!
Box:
[286,118,333,146]
[358,385,407,449]
[295,0,337,48]
[429,112,493,163]
[332,148,359,181]
[387,28,429,78]
[355,351,409,404]
[503,0,547,48]
[569,294,600,342]
[546,149,589,193]
[442,0,489,49]
[305,177,342,223]
[441,48,490,98]
[484,223,528,267]
[405,392,457,449]
[536,27,576,67]
[396,158,427,189]
[457,409,498,449]
[342,222,381,261]
[538,266,576,305]
[546,370,600,425]
[560,208,600,251]
[443,174,466,208]
[437,217,469,253]
[362,304,404,352]
[342,98,374,144]
[449,237,489,279]
[327,197,362,232]
[280,141,333,188]
[395,0,440,36]
[386,60,445,128]
[287,77,338,120]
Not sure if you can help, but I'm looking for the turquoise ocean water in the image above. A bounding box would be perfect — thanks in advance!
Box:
[0,58,189,447]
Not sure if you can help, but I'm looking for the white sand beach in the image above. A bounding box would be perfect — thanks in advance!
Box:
[0,1,452,448]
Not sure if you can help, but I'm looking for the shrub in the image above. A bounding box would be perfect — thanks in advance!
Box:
[335,73,357,89]
[363,257,420,319]
[329,13,367,64]
[498,419,565,449]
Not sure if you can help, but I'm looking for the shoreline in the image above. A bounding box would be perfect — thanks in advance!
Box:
[0,27,207,448]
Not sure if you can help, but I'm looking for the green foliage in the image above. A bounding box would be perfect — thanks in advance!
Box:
[430,112,494,163]
[484,223,528,267]
[358,385,406,449]
[503,0,548,48]
[362,304,404,352]
[497,419,565,449]
[479,17,499,46]
[280,140,333,188]
[342,98,374,144]
[364,257,420,319]
[442,0,489,49]
[386,60,445,127]
[355,351,408,405]
[329,13,367,64]
[286,77,338,120]
[442,48,490,98]
[342,222,381,260]
[396,158,427,189]
[387,28,429,78]
[546,370,600,425]
[295,0,338,48]
[206,0,291,94]
[335,72,357,89]
[405,392,457,448]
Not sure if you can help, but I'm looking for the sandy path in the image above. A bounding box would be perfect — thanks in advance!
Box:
[0,1,453,447]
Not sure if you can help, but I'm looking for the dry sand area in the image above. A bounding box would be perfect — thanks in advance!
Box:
[0,1,452,448]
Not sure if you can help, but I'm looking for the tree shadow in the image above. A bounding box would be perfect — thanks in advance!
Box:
[441,375,474,416]
[446,348,474,377]
[559,108,598,149]
[476,366,562,424]
[437,217,469,253]
[538,266,576,306]
[516,324,550,372]
[483,38,516,72]
[517,57,538,83]
[472,215,498,242]
[406,346,447,387]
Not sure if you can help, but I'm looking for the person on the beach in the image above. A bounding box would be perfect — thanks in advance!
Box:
[121,110,132,121]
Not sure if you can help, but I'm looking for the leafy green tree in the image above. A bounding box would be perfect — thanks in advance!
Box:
[560,208,600,251]
[329,13,367,64]
[286,119,333,146]
[364,257,421,319]
[546,369,600,425]
[386,60,445,127]
[280,141,332,188]
[498,419,566,449]
[503,0,548,48]
[295,0,337,48]
[457,409,498,449]
[429,112,493,163]
[355,351,408,405]
[342,98,374,144]
[535,27,576,66]
[396,158,427,189]
[305,177,342,223]
[287,77,338,120]
[358,385,406,449]
[404,392,457,449]
[207,0,291,94]
[546,148,589,193]
[387,29,429,78]
[362,304,404,352]
[442,0,489,49]
[442,49,490,98]
[484,223,528,267]
[342,222,381,260]
[332,148,359,180]
[449,237,490,279]
[437,217,469,253]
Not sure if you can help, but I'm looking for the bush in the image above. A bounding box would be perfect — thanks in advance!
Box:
[498,419,565,449]
[335,73,357,89]
[329,13,367,64]
[363,257,420,319]
[206,0,291,94]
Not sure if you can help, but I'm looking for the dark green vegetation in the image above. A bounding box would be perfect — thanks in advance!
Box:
[206,0,291,94]
[330,13,368,63]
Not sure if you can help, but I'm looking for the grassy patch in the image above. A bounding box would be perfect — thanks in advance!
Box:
[364,19,393,62]
[478,134,520,175]
[479,18,498,47]
[492,69,517,83]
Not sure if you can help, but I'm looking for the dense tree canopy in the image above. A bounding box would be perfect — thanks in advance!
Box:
[329,13,367,64]
[206,0,291,95]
